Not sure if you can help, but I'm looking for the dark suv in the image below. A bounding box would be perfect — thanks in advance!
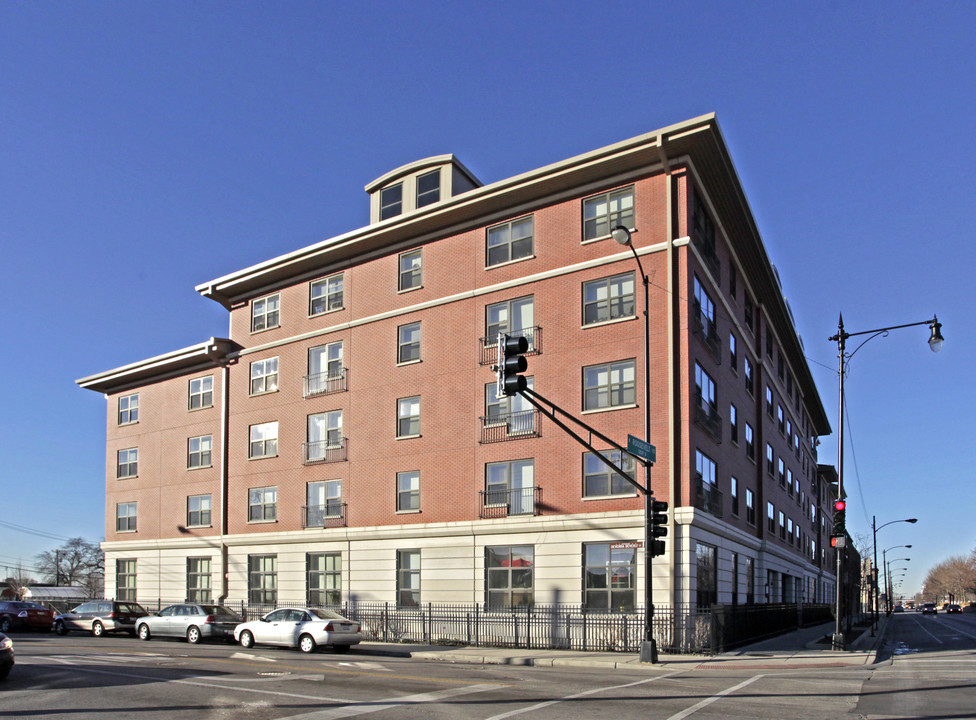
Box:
[54,600,148,637]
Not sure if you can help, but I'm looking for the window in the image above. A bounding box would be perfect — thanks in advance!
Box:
[745,297,754,333]
[186,558,211,603]
[487,216,534,266]
[116,559,136,602]
[399,249,422,291]
[693,276,717,341]
[248,486,277,522]
[187,435,212,469]
[248,555,277,604]
[744,555,755,604]
[310,274,344,315]
[484,377,535,435]
[731,476,739,516]
[696,450,716,487]
[249,357,279,395]
[397,470,420,512]
[767,502,775,532]
[306,480,342,526]
[746,488,755,525]
[583,187,634,241]
[187,494,211,527]
[117,448,138,478]
[766,443,774,475]
[583,450,636,497]
[189,376,213,410]
[777,350,785,380]
[583,272,635,325]
[397,549,421,607]
[306,342,344,396]
[730,403,738,444]
[416,170,440,208]
[249,422,278,459]
[486,296,534,349]
[695,362,717,414]
[766,327,774,358]
[778,457,786,486]
[116,502,137,532]
[583,542,636,611]
[486,546,534,609]
[380,183,402,220]
[766,386,774,417]
[307,552,341,606]
[744,357,754,395]
[729,264,737,301]
[397,396,421,437]
[729,332,737,371]
[398,322,421,364]
[306,410,343,462]
[779,511,786,539]
[486,459,535,514]
[745,422,754,459]
[787,518,794,544]
[583,359,636,410]
[696,542,717,609]
[251,294,280,332]
[777,405,785,433]
[118,394,138,425]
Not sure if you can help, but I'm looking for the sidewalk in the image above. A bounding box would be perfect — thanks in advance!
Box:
[353,619,887,672]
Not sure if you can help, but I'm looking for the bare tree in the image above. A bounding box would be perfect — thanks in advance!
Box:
[922,555,976,603]
[3,565,38,600]
[34,538,104,597]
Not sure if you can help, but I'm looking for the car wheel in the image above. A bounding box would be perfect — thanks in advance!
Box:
[0,617,11,633]
[299,634,317,654]
[333,644,350,654]
[92,621,105,637]
[187,626,201,644]
[55,620,69,636]
[239,630,255,649]
[138,623,151,641]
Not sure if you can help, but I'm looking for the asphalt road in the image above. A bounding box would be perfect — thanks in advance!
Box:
[1,612,974,719]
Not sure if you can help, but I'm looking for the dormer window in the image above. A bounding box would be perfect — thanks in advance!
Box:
[380,184,403,220]
[416,170,440,208]
[366,155,481,224]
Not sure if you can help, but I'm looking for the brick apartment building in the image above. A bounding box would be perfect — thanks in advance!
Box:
[78,113,836,614]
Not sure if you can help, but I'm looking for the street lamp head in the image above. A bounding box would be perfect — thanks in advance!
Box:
[611,225,632,246]
[928,317,944,353]
[907,518,918,524]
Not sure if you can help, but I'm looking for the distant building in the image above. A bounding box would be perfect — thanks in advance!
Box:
[78,114,835,612]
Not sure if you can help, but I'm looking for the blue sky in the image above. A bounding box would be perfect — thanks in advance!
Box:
[2,1,973,598]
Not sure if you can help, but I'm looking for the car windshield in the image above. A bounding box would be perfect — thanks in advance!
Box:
[308,608,348,620]
[118,603,146,614]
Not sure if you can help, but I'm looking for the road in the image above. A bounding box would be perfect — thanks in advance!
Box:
[1,612,975,719]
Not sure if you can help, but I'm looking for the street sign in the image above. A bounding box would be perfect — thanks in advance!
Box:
[627,434,656,464]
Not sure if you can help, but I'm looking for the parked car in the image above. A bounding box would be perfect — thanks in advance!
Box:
[0,601,55,633]
[136,603,243,643]
[893,604,905,613]
[944,603,962,614]
[920,602,938,614]
[234,607,361,653]
[0,632,13,680]
[53,600,149,637]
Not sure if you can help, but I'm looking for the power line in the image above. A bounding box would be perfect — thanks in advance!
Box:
[0,519,73,542]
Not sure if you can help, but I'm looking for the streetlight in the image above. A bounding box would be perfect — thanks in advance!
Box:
[871,516,917,632]
[612,225,657,663]
[828,314,942,650]
[883,549,911,615]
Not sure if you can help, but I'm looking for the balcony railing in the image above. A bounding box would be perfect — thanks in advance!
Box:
[691,304,721,362]
[693,395,722,441]
[302,502,347,529]
[479,409,540,443]
[303,369,347,398]
[302,438,347,465]
[479,486,541,519]
[479,326,542,366]
[694,474,723,518]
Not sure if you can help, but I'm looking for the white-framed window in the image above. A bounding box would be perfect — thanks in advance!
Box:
[118,393,139,425]
[398,322,421,364]
[484,378,535,434]
[251,294,280,332]
[307,552,341,606]
[380,183,402,220]
[397,470,420,512]
[117,448,138,478]
[116,559,136,601]
[583,542,636,611]
[583,359,636,410]
[306,341,344,396]
[486,459,534,514]
[486,296,535,349]
[187,494,211,527]
[248,486,277,522]
[486,546,534,609]
[399,249,422,291]
[248,554,277,604]
[186,558,211,603]
[583,450,636,497]
[306,479,342,526]
[310,274,344,315]
[583,272,635,325]
[249,421,278,459]
[189,376,213,410]
[187,435,212,469]
[397,396,420,438]
[396,549,421,607]
[249,357,279,395]
[487,216,534,266]
[583,187,634,241]
[116,502,137,532]
[416,170,440,208]
[306,411,342,462]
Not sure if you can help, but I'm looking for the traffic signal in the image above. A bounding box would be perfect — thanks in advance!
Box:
[497,334,528,397]
[650,499,669,557]
[832,499,846,538]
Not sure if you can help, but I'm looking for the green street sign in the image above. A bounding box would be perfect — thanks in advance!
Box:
[627,434,656,464]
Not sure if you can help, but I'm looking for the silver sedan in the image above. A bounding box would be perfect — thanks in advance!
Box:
[136,604,243,644]
[234,607,361,653]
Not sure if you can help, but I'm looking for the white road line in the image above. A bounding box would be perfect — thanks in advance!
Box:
[664,674,767,720]
[910,616,945,644]
[280,683,498,720]
[483,672,681,720]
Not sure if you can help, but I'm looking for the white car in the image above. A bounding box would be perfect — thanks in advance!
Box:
[234,607,361,653]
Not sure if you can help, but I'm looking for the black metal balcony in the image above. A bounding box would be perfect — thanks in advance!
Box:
[302,502,347,529]
[479,409,540,443]
[479,486,541,519]
[694,474,723,518]
[693,395,722,442]
[691,304,721,362]
[302,438,347,465]
[303,368,347,398]
[479,326,542,366]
